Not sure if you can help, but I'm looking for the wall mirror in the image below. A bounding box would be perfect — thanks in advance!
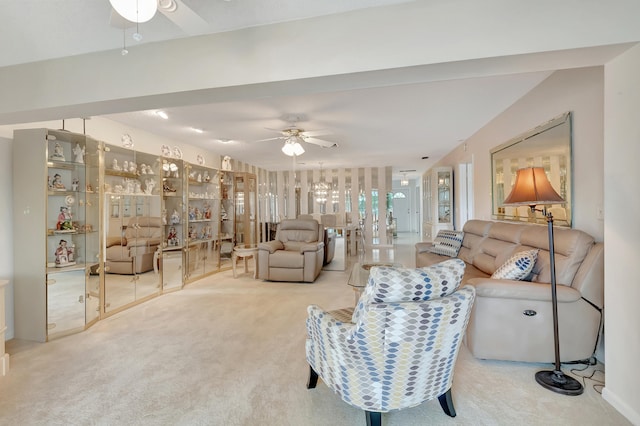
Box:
[491,112,572,226]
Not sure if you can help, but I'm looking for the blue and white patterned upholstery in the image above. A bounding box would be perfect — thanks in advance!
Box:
[491,249,539,280]
[427,230,465,257]
[306,259,475,417]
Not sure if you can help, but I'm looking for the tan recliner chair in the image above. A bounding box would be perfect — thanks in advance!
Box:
[105,216,162,274]
[257,219,325,282]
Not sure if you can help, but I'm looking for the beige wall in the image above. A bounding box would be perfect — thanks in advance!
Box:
[431,64,640,424]
[602,43,640,425]
[433,66,605,242]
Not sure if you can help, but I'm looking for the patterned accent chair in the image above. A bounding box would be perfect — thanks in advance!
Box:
[305,259,475,426]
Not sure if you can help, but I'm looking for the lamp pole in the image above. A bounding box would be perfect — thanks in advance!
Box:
[534,208,583,395]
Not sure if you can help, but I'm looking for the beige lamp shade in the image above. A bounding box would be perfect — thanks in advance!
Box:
[503,167,565,206]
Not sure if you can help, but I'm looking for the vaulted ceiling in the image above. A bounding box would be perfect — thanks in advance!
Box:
[1,0,638,179]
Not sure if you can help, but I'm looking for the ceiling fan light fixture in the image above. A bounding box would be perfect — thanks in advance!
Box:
[282,139,305,156]
[110,0,158,23]
[401,173,409,186]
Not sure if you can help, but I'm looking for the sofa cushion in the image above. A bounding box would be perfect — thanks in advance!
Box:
[427,230,464,257]
[277,219,320,243]
[352,259,466,323]
[269,250,305,269]
[491,249,539,281]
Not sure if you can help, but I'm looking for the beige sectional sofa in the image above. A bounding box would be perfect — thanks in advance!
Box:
[415,219,604,363]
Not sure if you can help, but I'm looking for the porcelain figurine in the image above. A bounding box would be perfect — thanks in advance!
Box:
[51,142,65,161]
[73,143,84,163]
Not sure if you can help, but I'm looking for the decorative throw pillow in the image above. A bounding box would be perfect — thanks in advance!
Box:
[491,249,539,280]
[427,230,464,257]
[351,259,466,323]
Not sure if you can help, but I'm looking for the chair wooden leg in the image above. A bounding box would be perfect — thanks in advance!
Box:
[437,388,457,417]
[365,411,382,426]
[307,365,318,389]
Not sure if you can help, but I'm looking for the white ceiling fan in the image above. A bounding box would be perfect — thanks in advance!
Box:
[258,115,339,156]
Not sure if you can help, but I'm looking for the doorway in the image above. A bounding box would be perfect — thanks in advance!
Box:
[393,189,410,232]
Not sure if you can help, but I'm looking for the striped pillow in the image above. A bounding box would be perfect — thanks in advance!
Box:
[492,249,539,280]
[427,230,464,257]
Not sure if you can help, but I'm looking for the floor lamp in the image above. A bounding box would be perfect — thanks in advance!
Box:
[503,167,583,396]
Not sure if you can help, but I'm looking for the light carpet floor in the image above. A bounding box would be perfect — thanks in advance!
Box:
[0,234,630,426]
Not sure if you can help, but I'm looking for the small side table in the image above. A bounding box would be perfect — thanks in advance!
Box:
[233,245,259,278]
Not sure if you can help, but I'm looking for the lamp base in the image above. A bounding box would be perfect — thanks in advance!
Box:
[535,370,583,396]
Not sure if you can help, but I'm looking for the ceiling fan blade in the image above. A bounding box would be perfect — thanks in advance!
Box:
[255,136,283,142]
[264,127,286,133]
[304,137,339,148]
[301,129,329,137]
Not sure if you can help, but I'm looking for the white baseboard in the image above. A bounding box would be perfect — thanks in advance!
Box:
[602,387,640,425]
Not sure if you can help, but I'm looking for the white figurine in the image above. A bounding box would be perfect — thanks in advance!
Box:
[221,155,232,171]
[197,173,202,183]
[50,142,65,161]
[73,143,85,163]
[123,160,129,172]
[112,159,121,171]
[171,209,180,224]
[144,179,155,195]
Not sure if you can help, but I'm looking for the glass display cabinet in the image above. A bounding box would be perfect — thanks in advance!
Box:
[184,163,221,283]
[161,158,185,291]
[102,144,162,315]
[423,166,453,241]
[12,129,101,341]
[234,172,258,246]
[219,170,235,270]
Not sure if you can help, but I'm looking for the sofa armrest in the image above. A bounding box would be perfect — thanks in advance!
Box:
[415,242,434,253]
[300,242,324,253]
[258,240,283,254]
[106,236,126,248]
[467,278,581,303]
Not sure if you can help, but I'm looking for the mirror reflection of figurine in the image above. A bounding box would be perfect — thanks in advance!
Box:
[144,179,155,195]
[52,174,66,191]
[72,177,79,191]
[171,209,180,224]
[73,143,85,163]
[167,226,179,246]
[51,142,65,161]
[55,239,75,267]
[57,206,73,230]
[221,155,232,171]
[203,170,210,182]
